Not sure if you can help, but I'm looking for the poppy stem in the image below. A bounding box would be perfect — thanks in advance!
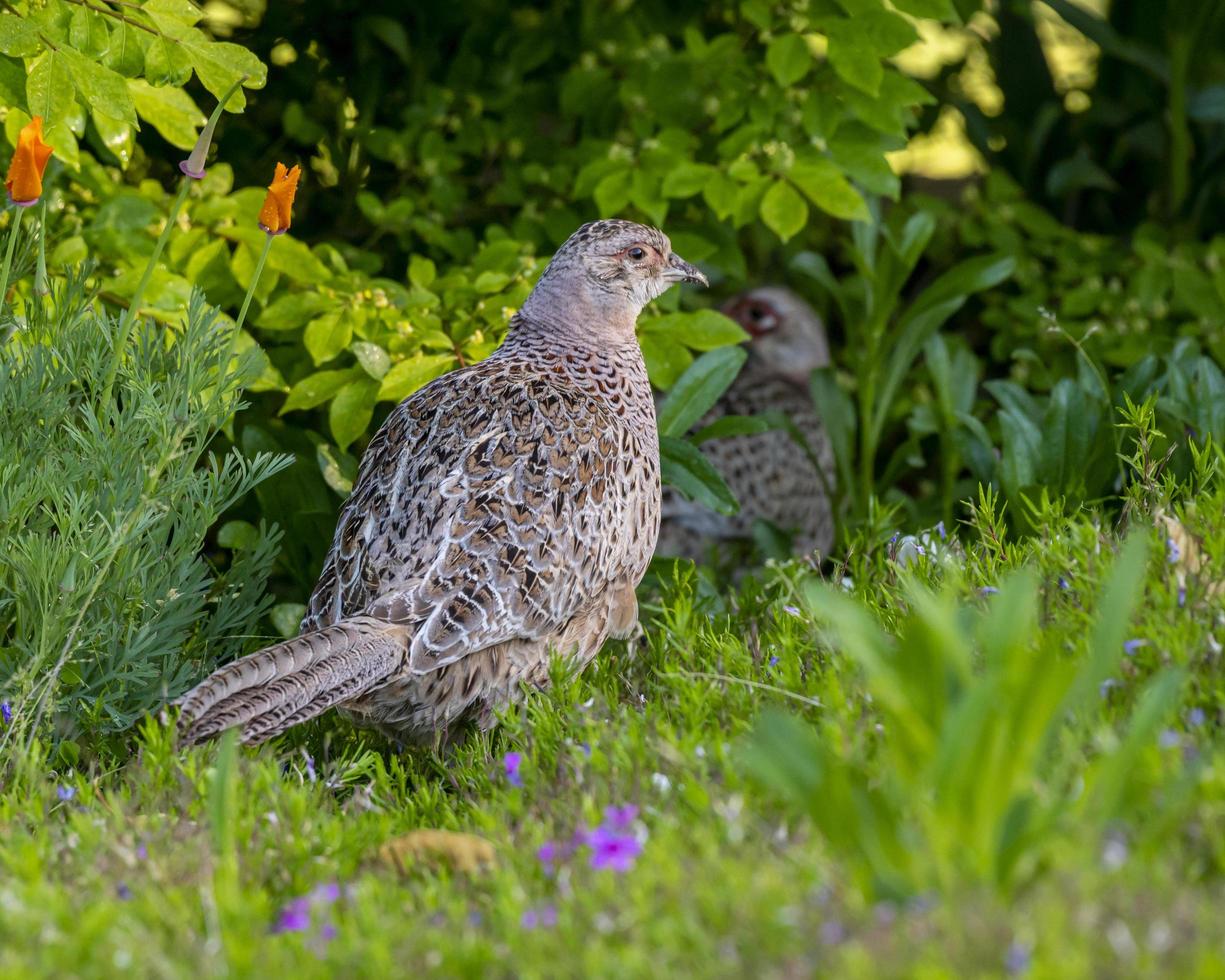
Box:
[223,231,274,375]
[99,176,192,408]
[0,205,27,317]
[34,196,49,298]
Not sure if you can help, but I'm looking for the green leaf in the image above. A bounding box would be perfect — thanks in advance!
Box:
[377,353,455,402]
[304,309,356,365]
[908,254,1016,319]
[256,291,337,331]
[759,179,809,242]
[0,13,42,56]
[810,367,856,501]
[102,23,146,78]
[692,414,779,444]
[593,168,632,215]
[765,33,811,87]
[659,436,739,516]
[641,309,749,351]
[889,0,957,18]
[640,333,693,389]
[329,379,379,451]
[657,346,747,437]
[789,157,871,221]
[280,367,364,414]
[63,49,136,126]
[661,162,714,198]
[473,270,510,294]
[217,520,260,550]
[826,24,883,95]
[128,79,203,150]
[270,603,307,639]
[408,254,436,288]
[26,50,76,127]
[143,31,192,87]
[352,341,391,380]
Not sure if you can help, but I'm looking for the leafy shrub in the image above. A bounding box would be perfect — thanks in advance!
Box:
[0,276,288,760]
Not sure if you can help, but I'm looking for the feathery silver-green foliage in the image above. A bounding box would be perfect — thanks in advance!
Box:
[0,274,291,757]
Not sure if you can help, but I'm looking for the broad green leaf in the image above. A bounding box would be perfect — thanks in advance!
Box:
[826,24,883,95]
[316,442,357,495]
[760,179,808,242]
[997,409,1042,499]
[828,123,904,199]
[68,5,109,56]
[810,367,856,500]
[217,520,260,550]
[0,13,41,56]
[352,341,391,380]
[890,0,957,18]
[304,309,357,365]
[408,254,436,288]
[856,9,920,57]
[256,291,337,331]
[765,33,811,87]
[641,309,748,351]
[661,162,714,198]
[473,270,510,294]
[128,79,203,150]
[659,436,739,516]
[593,168,632,215]
[143,31,192,87]
[270,603,307,638]
[789,157,870,221]
[102,22,146,78]
[377,353,454,402]
[63,49,136,126]
[657,346,747,437]
[280,367,364,414]
[640,333,693,389]
[329,379,380,450]
[91,111,133,166]
[26,50,76,127]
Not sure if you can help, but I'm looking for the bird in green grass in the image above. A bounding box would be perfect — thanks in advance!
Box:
[177,220,707,746]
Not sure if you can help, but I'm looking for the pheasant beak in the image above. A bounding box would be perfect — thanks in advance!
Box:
[663,253,709,287]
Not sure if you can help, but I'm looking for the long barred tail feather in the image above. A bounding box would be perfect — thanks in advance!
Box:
[176,617,409,746]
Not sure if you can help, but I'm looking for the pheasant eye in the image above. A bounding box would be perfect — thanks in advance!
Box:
[627,247,646,261]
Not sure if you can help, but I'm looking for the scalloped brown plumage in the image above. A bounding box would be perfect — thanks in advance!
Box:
[177,220,707,747]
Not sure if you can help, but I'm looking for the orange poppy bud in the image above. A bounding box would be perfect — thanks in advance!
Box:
[5,116,54,207]
[258,162,301,236]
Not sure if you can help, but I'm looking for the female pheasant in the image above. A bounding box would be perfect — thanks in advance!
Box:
[178,220,707,746]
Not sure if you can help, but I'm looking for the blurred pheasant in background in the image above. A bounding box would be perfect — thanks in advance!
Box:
[177,220,707,747]
[656,286,836,561]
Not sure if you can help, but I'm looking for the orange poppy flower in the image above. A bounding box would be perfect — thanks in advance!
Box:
[5,116,54,207]
[258,162,301,236]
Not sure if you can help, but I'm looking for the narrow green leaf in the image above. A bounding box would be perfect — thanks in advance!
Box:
[657,346,747,437]
[659,436,739,515]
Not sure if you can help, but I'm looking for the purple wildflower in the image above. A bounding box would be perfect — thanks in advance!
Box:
[979,586,999,596]
[304,752,317,783]
[312,883,341,903]
[1158,730,1180,749]
[116,882,132,901]
[1100,678,1119,698]
[603,804,638,831]
[136,843,148,861]
[936,521,947,540]
[1,700,10,725]
[1178,586,1186,608]
[521,904,558,930]
[1123,639,1146,656]
[769,655,780,667]
[782,605,801,617]
[1188,707,1205,727]
[1004,939,1032,975]
[1166,537,1181,563]
[503,751,524,788]
[1058,577,1070,591]
[587,827,642,873]
[319,922,338,942]
[56,785,75,802]
[272,897,311,934]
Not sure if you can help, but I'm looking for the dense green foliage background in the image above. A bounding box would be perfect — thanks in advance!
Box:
[1,0,1224,974]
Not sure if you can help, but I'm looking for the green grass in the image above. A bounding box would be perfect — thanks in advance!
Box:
[1,481,1223,977]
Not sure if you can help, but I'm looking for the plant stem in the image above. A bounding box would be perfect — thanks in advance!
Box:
[0,205,26,316]
[99,177,192,407]
[224,232,273,373]
[34,196,48,297]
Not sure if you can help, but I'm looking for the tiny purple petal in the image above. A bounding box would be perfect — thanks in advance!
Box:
[537,841,559,866]
[979,586,999,596]
[1188,707,1205,727]
[136,843,148,861]
[304,753,317,783]
[319,922,338,941]
[936,521,946,540]
[1100,678,1119,698]
[0,700,10,725]
[1178,586,1186,608]
[1166,537,1180,563]
[1058,577,1070,591]
[116,882,132,901]
[520,909,539,930]
[503,751,524,788]
[312,883,341,904]
[178,160,206,180]
[587,828,643,873]
[1158,729,1180,749]
[272,897,311,934]
[1004,939,1032,975]
[603,804,638,831]
[769,655,780,667]
[782,605,801,617]
[1123,639,1146,656]
[56,785,75,802]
